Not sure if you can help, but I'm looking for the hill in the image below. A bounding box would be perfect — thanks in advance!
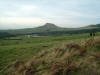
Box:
[2,23,72,34]
[0,23,100,36]
[88,24,100,28]
[38,23,60,29]
[80,24,100,29]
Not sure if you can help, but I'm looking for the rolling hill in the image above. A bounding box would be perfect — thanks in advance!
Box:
[0,23,100,37]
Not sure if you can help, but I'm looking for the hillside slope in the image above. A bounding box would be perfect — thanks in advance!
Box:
[2,23,74,35]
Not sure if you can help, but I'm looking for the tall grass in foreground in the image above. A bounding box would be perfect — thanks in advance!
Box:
[3,37,100,75]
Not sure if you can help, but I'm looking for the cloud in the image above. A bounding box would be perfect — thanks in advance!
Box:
[0,0,100,29]
[0,17,46,29]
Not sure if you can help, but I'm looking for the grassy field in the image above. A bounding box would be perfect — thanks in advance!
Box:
[0,33,100,74]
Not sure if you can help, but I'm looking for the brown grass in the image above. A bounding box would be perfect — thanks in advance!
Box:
[66,43,86,56]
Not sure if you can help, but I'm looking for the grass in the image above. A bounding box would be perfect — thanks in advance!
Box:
[0,33,100,74]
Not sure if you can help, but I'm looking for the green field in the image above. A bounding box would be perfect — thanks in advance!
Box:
[0,33,100,74]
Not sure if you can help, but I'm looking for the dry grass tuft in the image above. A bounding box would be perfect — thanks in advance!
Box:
[10,61,38,75]
[66,43,86,56]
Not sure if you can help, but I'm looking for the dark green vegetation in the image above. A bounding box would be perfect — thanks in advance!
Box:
[0,33,100,75]
[0,23,100,37]
[0,32,14,38]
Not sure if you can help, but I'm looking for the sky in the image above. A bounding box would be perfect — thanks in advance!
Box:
[0,0,100,29]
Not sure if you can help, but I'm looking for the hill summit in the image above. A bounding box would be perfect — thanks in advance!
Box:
[38,23,60,29]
